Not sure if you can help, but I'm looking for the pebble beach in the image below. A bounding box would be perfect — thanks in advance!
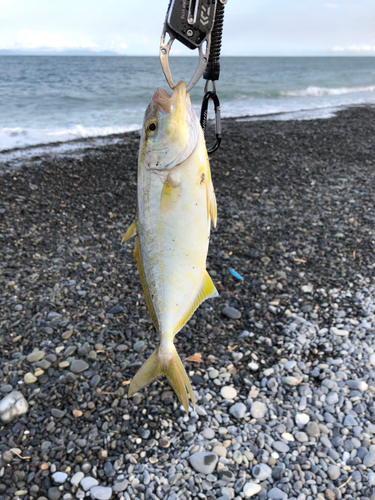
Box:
[0,105,374,500]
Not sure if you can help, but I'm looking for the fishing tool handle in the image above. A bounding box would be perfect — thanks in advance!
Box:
[203,0,226,82]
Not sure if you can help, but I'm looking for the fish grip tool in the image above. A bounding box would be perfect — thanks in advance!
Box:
[160,0,218,93]
[160,0,227,154]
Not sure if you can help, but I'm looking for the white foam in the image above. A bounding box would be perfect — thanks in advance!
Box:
[281,85,375,97]
[0,123,141,151]
[236,106,341,123]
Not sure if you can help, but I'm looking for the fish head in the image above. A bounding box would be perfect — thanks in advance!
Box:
[139,80,200,171]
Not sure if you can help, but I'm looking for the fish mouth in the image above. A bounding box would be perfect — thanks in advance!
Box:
[153,81,187,114]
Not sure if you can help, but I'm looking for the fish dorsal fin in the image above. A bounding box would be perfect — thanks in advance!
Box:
[133,238,160,331]
[173,271,218,336]
[207,179,217,227]
[122,220,138,244]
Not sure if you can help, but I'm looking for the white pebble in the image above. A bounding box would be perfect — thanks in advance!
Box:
[295,413,310,428]
[90,486,113,500]
[70,471,84,486]
[330,327,349,336]
[81,477,99,491]
[281,432,295,441]
[220,386,237,400]
[243,482,261,498]
[282,376,302,386]
[250,401,267,419]
[0,391,29,423]
[52,472,68,484]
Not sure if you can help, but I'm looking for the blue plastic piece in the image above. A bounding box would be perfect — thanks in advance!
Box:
[229,268,244,281]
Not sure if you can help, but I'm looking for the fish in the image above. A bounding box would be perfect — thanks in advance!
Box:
[122,80,218,412]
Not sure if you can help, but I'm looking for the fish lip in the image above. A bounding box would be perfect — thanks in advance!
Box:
[153,81,187,114]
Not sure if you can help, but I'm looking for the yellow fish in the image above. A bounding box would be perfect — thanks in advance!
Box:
[122,81,217,411]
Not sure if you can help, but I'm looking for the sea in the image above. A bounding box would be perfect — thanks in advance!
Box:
[1,56,375,156]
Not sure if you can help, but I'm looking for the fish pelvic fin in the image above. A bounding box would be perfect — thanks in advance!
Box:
[128,345,195,413]
[121,219,137,244]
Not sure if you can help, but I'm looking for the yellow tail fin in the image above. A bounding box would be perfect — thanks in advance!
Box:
[128,346,195,412]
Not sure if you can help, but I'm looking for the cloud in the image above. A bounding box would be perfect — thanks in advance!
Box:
[15,29,98,50]
[332,44,375,52]
[324,3,339,8]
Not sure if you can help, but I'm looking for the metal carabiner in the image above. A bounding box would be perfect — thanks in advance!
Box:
[200,82,221,155]
[160,26,211,93]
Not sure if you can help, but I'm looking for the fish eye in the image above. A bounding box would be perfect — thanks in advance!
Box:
[146,119,157,135]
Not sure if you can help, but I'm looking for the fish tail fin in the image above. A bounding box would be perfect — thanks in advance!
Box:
[128,345,195,413]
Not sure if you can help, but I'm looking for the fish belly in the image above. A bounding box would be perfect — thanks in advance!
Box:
[138,140,212,338]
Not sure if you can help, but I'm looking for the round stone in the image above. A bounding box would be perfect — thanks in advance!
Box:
[295,432,308,442]
[282,376,302,386]
[326,392,339,405]
[70,471,84,486]
[281,433,294,442]
[189,452,218,474]
[47,487,62,500]
[229,402,246,419]
[202,428,215,440]
[369,353,375,366]
[212,445,227,458]
[70,360,89,374]
[252,463,272,481]
[27,350,45,363]
[81,477,99,491]
[220,386,237,400]
[24,373,37,384]
[295,413,310,428]
[209,369,219,379]
[344,415,358,426]
[0,391,29,423]
[273,441,290,453]
[222,306,241,319]
[250,401,267,419]
[327,465,340,480]
[243,482,261,498]
[90,486,113,500]
[306,421,320,437]
[133,340,145,352]
[363,452,375,467]
[268,487,288,500]
[52,472,68,484]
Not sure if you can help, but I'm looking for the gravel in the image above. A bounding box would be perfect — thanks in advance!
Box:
[0,106,374,498]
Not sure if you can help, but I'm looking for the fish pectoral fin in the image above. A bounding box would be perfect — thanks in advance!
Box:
[160,176,182,215]
[173,271,219,335]
[121,219,137,244]
[134,238,160,331]
[128,345,195,412]
[207,180,217,227]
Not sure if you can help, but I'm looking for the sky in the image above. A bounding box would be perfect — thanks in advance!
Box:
[0,0,375,56]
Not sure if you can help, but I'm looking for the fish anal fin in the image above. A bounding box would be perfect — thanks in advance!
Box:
[160,176,182,215]
[134,238,159,331]
[173,271,218,336]
[122,219,137,244]
[128,345,195,412]
[207,180,217,227]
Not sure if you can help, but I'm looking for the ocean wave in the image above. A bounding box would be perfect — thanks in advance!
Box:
[0,123,140,151]
[281,85,375,97]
